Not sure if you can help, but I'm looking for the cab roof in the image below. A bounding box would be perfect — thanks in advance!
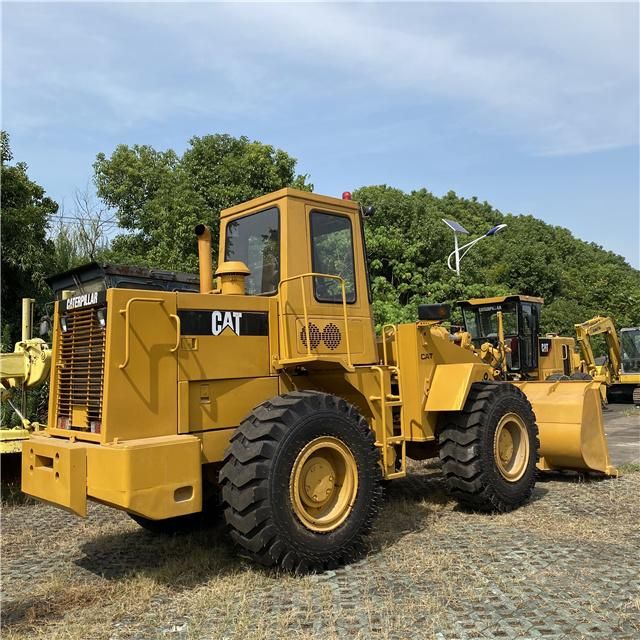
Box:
[459,295,545,307]
[219,188,359,219]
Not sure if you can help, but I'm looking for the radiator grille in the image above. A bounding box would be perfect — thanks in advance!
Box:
[56,305,106,430]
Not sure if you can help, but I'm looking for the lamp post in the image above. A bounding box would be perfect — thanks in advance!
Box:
[442,219,507,276]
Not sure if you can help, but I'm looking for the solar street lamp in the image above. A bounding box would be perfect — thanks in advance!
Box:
[442,219,507,276]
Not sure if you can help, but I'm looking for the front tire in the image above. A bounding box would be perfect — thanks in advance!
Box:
[219,391,382,572]
[439,382,539,512]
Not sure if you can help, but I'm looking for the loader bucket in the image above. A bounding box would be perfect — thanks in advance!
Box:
[514,381,617,475]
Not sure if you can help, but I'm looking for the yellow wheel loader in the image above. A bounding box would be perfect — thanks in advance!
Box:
[457,295,584,381]
[21,189,616,572]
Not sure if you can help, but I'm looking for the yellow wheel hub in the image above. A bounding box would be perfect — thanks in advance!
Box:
[494,413,529,482]
[290,436,358,532]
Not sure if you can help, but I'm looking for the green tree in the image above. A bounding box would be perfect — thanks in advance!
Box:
[0,131,58,347]
[354,184,640,333]
[94,134,311,272]
[50,188,112,273]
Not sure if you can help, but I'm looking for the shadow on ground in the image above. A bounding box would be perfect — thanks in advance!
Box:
[73,464,555,587]
[73,466,456,584]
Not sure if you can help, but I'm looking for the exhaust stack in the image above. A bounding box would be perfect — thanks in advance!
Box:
[195,224,213,294]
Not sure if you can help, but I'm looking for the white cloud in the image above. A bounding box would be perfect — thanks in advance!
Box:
[2,2,638,156]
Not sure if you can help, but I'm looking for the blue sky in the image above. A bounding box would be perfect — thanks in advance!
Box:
[2,1,639,267]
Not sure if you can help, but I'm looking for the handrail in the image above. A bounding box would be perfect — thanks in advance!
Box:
[381,323,396,366]
[118,298,164,369]
[277,272,353,370]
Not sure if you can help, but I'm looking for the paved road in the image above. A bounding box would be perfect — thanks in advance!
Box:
[604,403,640,466]
[2,468,639,640]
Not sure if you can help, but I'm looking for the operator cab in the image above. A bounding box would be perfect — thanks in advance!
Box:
[210,188,377,368]
[459,295,543,374]
[620,327,640,374]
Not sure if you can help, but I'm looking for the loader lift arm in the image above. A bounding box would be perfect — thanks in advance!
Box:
[0,299,52,453]
[574,316,622,385]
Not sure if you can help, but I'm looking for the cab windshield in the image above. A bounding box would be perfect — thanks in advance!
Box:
[620,328,640,374]
[224,207,279,295]
[462,303,519,340]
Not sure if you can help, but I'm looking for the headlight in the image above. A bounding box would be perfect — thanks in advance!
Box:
[97,308,107,328]
[59,316,69,332]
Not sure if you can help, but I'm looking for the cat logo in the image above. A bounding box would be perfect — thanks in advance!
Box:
[539,338,552,355]
[65,291,99,310]
[211,311,243,336]
[178,309,268,337]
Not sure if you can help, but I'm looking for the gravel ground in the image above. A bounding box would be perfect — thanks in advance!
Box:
[2,462,639,640]
[603,403,640,466]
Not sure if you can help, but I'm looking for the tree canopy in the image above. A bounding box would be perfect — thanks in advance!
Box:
[355,185,640,334]
[94,134,311,272]
[2,130,638,351]
[92,137,640,335]
[1,131,58,347]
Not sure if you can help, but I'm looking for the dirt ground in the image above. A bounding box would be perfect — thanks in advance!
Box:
[1,408,639,640]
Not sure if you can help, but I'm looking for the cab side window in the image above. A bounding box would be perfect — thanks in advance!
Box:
[310,211,356,303]
[224,207,280,295]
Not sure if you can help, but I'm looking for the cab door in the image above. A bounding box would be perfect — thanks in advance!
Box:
[520,303,538,373]
[286,207,377,365]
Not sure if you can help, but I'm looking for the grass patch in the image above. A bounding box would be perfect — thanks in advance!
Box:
[0,479,33,506]
[2,463,639,639]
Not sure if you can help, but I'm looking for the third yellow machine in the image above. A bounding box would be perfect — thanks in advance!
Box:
[22,189,616,571]
[575,316,640,404]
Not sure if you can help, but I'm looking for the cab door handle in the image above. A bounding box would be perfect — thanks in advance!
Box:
[169,314,181,353]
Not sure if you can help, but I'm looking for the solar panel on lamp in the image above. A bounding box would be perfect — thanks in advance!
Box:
[441,219,470,234]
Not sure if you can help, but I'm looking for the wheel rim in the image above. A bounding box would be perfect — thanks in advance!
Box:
[290,436,358,532]
[493,413,529,482]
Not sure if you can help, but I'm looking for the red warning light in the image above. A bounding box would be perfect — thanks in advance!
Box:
[342,191,352,200]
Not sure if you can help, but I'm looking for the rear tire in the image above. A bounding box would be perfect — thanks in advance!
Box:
[219,391,382,572]
[633,386,640,407]
[439,382,539,513]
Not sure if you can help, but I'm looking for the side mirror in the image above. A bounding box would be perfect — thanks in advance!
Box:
[39,317,51,337]
[361,206,375,218]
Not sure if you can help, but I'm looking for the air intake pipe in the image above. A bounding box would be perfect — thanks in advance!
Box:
[195,224,213,294]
